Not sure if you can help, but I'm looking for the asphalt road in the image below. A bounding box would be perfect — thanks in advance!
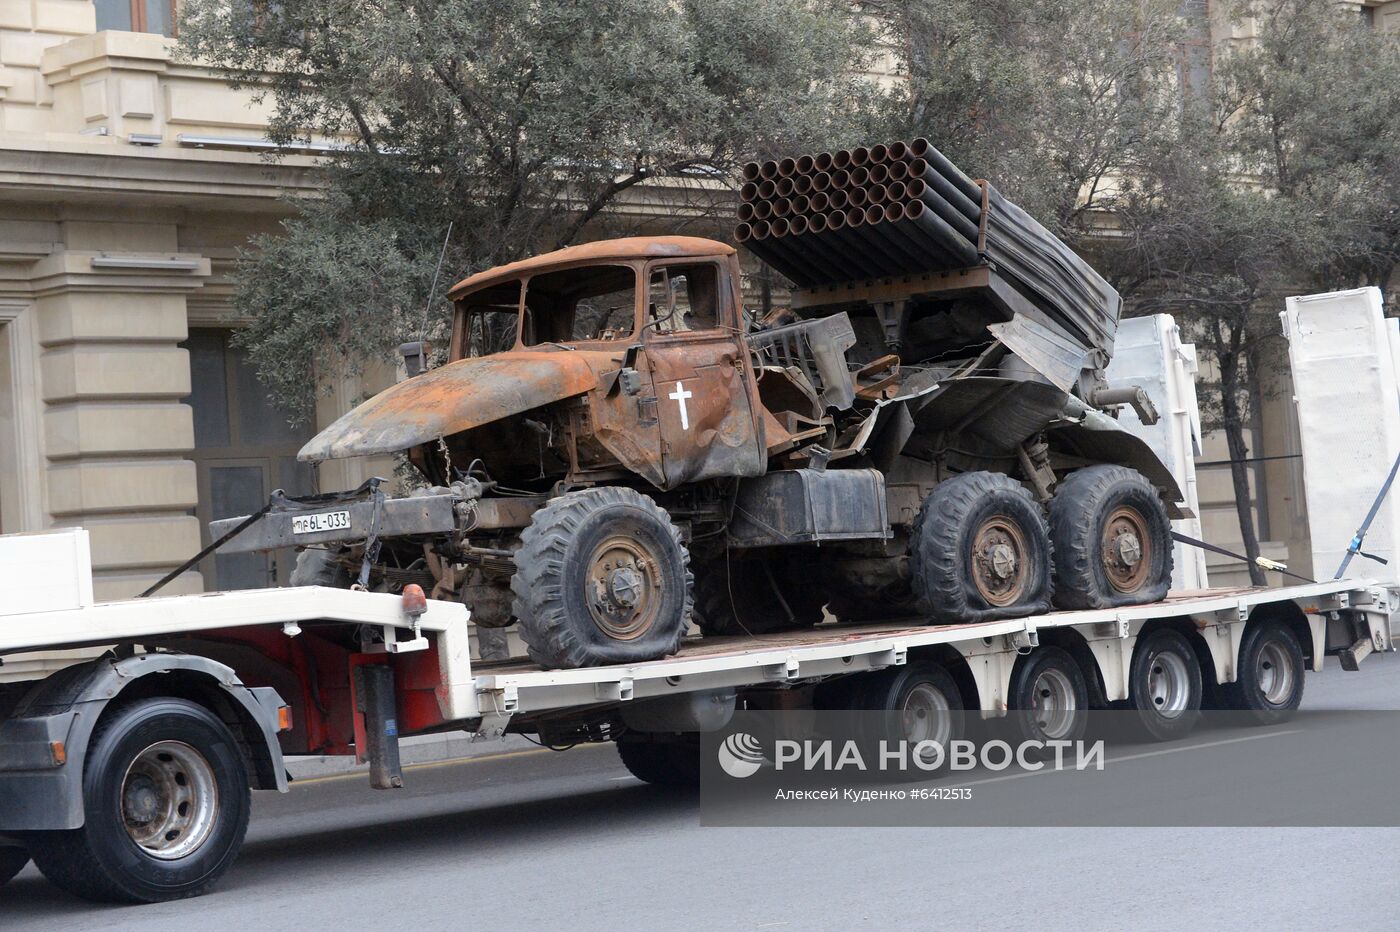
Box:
[6,653,1400,930]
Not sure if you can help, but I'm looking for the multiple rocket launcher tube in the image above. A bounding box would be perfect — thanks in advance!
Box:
[735,139,986,287]
[734,138,1124,360]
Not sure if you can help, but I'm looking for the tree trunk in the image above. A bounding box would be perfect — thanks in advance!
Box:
[1219,369,1268,586]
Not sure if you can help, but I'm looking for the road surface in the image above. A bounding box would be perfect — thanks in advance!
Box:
[5,653,1400,929]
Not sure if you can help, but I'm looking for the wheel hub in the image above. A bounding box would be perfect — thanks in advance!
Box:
[607,566,643,608]
[1102,506,1151,593]
[586,537,662,640]
[971,517,1028,607]
[120,740,220,861]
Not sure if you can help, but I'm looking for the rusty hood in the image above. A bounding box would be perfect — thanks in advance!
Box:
[298,350,614,462]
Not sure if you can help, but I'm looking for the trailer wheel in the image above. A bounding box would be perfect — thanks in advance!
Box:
[0,845,28,888]
[615,733,700,787]
[28,698,251,903]
[1049,465,1173,610]
[851,663,964,770]
[1220,622,1305,724]
[512,487,692,669]
[1006,647,1089,745]
[693,553,826,636]
[910,472,1051,623]
[1127,629,1202,741]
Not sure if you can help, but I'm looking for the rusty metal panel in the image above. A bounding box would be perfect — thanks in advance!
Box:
[299,350,612,462]
[644,332,765,488]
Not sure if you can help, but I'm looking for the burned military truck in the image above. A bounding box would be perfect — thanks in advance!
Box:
[213,139,1184,670]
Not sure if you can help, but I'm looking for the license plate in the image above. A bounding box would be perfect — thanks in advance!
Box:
[291,510,351,535]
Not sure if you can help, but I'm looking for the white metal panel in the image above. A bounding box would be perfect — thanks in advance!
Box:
[1104,314,1208,589]
[1283,288,1400,582]
[0,528,93,617]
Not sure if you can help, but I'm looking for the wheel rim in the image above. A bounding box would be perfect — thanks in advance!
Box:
[971,516,1028,607]
[901,681,952,749]
[1030,667,1078,740]
[1102,505,1151,593]
[585,534,662,640]
[1144,648,1190,718]
[1257,639,1296,706]
[121,740,220,861]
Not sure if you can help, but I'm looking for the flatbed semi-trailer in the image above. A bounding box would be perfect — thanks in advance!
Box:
[0,527,1394,903]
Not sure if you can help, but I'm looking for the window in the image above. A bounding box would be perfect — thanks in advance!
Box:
[647,263,720,334]
[455,281,523,358]
[183,329,316,590]
[522,265,636,346]
[94,0,177,36]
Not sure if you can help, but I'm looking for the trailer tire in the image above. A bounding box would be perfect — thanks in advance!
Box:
[1006,646,1089,745]
[1049,465,1172,610]
[851,663,964,771]
[28,698,251,904]
[615,733,700,787]
[1220,622,1305,724]
[1127,629,1202,742]
[910,472,1052,623]
[693,553,826,636]
[0,845,28,888]
[512,487,692,669]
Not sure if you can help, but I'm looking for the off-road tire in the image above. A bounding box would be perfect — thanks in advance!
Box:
[511,487,692,669]
[1127,628,1203,742]
[289,547,355,588]
[910,472,1052,623]
[615,733,700,787]
[28,698,251,903]
[0,845,28,888]
[693,553,826,636]
[1049,465,1173,610]
[1006,646,1089,745]
[1218,622,1305,724]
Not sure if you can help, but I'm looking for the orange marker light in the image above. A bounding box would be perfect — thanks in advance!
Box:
[278,706,294,732]
[50,741,67,765]
[401,583,428,617]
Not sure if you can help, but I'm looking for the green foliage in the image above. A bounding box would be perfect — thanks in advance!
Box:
[178,0,883,420]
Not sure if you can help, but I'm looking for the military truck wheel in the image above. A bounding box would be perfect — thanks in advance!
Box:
[910,472,1052,623]
[693,553,826,636]
[1049,465,1173,610]
[512,487,692,669]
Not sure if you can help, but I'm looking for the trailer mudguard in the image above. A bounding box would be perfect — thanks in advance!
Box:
[0,653,287,831]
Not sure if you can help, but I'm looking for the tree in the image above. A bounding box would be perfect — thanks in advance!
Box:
[1219,0,1400,299]
[1113,119,1306,584]
[868,0,1187,239]
[178,0,884,420]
